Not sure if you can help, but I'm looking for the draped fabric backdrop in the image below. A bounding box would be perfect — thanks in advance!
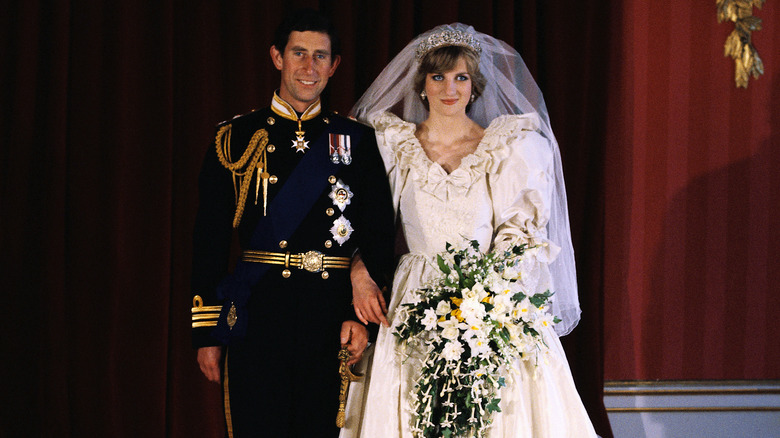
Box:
[3,0,776,437]
[603,0,780,380]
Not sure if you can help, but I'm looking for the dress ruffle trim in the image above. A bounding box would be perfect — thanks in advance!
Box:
[371,111,542,195]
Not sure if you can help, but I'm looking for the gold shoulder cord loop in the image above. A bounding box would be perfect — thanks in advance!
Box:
[215,125,269,227]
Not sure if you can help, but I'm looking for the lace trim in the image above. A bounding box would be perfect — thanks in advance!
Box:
[371,111,541,191]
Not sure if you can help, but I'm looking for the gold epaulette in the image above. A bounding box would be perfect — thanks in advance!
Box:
[191,295,222,329]
[215,123,269,227]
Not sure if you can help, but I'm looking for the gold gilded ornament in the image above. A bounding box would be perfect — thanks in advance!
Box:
[227,303,237,329]
[282,269,291,278]
[321,271,329,280]
[267,117,275,125]
[279,240,288,249]
[326,208,335,216]
[267,144,276,153]
[336,346,362,428]
[324,240,333,248]
[328,175,337,184]
[301,251,324,273]
[717,0,765,88]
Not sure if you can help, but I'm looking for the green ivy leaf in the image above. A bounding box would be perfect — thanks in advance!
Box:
[437,254,451,275]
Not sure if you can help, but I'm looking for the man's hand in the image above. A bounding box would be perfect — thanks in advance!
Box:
[340,320,368,366]
[197,346,223,384]
[351,254,389,326]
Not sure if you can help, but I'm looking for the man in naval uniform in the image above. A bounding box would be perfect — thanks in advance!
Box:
[190,9,395,437]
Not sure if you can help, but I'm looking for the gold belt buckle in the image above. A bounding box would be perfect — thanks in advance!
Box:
[300,250,324,272]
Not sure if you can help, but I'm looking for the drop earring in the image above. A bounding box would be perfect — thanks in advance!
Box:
[470,94,475,103]
[420,90,427,100]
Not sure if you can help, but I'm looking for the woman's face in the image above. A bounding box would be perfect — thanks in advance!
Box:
[424,57,472,118]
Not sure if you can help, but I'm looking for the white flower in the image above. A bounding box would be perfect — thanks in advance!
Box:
[438,318,462,341]
[532,313,555,332]
[441,251,456,266]
[484,270,504,289]
[466,334,491,358]
[502,265,521,280]
[442,340,465,361]
[421,307,438,331]
[488,301,509,324]
[435,300,452,316]
[514,298,533,322]
[460,303,486,328]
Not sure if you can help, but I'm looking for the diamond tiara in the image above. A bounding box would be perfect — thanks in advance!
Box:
[415,29,482,61]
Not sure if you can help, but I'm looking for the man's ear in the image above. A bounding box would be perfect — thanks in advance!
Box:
[270,45,284,71]
[328,54,341,77]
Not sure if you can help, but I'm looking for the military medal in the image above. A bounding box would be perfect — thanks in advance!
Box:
[270,93,320,154]
[330,216,353,245]
[329,133,352,164]
[292,119,309,153]
[328,179,353,212]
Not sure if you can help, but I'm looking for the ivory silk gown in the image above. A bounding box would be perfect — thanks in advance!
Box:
[340,112,597,438]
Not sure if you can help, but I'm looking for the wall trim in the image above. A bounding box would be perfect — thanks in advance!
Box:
[604,380,780,437]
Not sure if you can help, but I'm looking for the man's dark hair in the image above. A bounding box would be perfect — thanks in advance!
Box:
[272,9,341,58]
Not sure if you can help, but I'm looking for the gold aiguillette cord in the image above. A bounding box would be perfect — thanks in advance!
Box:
[336,346,362,428]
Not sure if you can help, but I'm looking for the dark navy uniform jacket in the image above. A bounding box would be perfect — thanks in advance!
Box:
[190,96,395,437]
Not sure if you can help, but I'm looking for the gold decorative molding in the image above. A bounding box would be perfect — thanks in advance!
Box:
[604,380,780,413]
[605,379,780,396]
[717,0,766,88]
[608,406,780,413]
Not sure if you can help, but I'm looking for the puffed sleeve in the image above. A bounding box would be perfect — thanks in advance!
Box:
[368,111,414,215]
[488,114,560,265]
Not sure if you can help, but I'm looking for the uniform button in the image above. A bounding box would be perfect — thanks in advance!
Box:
[267,144,276,153]
[279,240,288,249]
[282,269,291,278]
[267,117,275,125]
[321,271,329,279]
[269,175,278,184]
[324,240,332,248]
[326,208,335,216]
[328,175,337,184]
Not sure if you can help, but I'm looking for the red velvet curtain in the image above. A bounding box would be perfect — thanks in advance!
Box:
[1,1,617,436]
[603,0,780,380]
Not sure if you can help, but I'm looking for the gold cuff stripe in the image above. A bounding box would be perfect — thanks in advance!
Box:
[192,313,221,321]
[192,321,219,328]
[192,305,223,313]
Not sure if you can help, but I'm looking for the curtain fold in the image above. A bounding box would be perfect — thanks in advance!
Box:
[1,1,625,436]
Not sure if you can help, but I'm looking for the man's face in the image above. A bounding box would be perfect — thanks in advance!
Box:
[271,31,340,113]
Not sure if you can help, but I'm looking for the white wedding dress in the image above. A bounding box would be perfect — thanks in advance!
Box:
[340,112,597,438]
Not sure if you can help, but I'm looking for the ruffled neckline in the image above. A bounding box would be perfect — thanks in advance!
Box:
[372,111,539,194]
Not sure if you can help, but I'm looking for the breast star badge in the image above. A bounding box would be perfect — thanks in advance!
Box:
[328,180,353,212]
[330,216,354,246]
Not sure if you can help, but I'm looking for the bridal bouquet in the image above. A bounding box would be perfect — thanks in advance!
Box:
[394,240,559,438]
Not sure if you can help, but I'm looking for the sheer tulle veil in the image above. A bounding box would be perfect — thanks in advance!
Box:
[350,23,581,336]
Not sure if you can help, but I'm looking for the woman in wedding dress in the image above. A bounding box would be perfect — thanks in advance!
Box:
[342,23,597,437]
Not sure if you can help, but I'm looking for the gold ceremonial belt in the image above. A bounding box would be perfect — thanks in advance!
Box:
[242,250,351,274]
